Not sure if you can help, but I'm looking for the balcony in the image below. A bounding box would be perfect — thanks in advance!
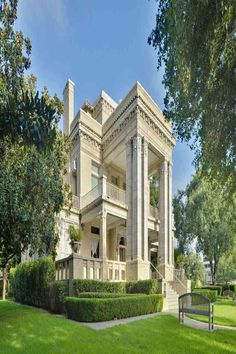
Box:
[80,178,127,210]
[73,177,159,221]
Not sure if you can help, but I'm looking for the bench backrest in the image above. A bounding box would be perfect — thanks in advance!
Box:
[179,292,211,316]
[223,290,235,298]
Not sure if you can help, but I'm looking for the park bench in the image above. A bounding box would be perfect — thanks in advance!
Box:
[223,289,236,305]
[179,292,214,331]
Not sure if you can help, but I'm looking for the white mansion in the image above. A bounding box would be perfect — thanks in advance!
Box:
[56,80,190,307]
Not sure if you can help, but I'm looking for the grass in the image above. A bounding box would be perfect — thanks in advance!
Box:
[188,298,236,327]
[1,301,236,354]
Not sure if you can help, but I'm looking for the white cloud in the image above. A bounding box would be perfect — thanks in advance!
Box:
[17,0,68,29]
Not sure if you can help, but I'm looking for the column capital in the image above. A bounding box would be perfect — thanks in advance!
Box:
[133,135,142,152]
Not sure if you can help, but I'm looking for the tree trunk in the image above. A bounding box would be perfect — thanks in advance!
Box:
[209,261,216,285]
[2,267,7,301]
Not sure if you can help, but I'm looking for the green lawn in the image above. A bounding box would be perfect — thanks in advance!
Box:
[1,301,236,354]
[188,298,236,327]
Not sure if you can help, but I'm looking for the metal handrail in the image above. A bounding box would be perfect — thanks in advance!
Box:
[150,262,164,280]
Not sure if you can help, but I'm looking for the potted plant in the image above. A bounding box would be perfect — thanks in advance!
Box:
[69,225,83,254]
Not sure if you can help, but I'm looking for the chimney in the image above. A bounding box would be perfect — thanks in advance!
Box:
[63,79,75,135]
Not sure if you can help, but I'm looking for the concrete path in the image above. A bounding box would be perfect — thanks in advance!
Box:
[80,310,236,331]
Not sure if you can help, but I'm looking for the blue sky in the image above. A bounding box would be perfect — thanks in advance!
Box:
[16,0,195,193]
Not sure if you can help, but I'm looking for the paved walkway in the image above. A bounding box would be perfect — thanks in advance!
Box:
[80,310,236,331]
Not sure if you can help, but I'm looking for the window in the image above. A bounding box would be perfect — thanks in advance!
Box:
[91,238,99,258]
[111,175,119,186]
[91,226,100,235]
[91,161,100,175]
[91,175,99,189]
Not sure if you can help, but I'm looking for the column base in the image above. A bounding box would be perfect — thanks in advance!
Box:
[126,260,150,281]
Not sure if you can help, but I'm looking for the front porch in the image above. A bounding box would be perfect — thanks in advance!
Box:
[56,254,126,282]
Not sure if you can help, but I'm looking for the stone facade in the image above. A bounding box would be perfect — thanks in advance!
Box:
[56,80,180,288]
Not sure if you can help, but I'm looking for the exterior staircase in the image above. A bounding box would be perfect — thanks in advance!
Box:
[163,282,179,311]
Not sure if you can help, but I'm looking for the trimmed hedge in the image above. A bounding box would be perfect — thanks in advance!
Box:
[73,279,126,295]
[200,286,222,296]
[48,280,69,313]
[126,279,158,294]
[193,289,217,303]
[78,292,143,299]
[65,294,163,322]
[10,257,55,308]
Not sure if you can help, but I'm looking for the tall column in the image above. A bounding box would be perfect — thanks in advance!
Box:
[126,139,133,262]
[158,159,174,279]
[132,135,142,260]
[126,135,150,280]
[158,159,168,273]
[142,138,149,262]
[100,208,107,260]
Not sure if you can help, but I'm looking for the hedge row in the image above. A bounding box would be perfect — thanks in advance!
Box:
[10,257,55,308]
[78,292,143,299]
[73,279,126,295]
[48,280,69,313]
[73,279,158,296]
[126,279,158,294]
[193,289,217,303]
[65,294,163,322]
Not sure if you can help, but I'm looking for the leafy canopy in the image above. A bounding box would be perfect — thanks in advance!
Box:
[0,0,61,149]
[149,1,236,193]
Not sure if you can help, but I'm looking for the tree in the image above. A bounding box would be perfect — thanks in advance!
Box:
[148,1,236,194]
[173,190,192,254]
[185,174,236,284]
[149,175,159,208]
[216,247,236,284]
[0,0,61,150]
[0,0,71,300]
[0,134,70,300]
[180,253,205,289]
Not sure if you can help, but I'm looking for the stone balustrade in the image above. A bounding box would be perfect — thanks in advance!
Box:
[56,254,126,282]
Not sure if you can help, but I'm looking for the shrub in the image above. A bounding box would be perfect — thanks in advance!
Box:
[193,289,217,302]
[126,279,158,294]
[73,279,126,295]
[48,280,69,313]
[200,286,222,296]
[65,294,163,322]
[78,292,143,299]
[10,257,55,308]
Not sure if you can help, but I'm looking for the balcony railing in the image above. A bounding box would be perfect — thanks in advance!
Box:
[80,183,102,209]
[106,182,126,205]
[56,255,126,281]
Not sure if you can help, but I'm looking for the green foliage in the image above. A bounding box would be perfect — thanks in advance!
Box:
[126,279,158,294]
[1,301,236,353]
[77,292,139,299]
[216,248,236,284]
[48,280,69,314]
[0,133,70,271]
[181,253,205,285]
[68,226,83,244]
[73,279,126,295]
[173,191,192,254]
[0,0,62,149]
[149,1,236,193]
[149,175,159,208]
[173,173,236,285]
[10,257,55,308]
[65,294,163,322]
[193,289,217,303]
[199,286,222,296]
